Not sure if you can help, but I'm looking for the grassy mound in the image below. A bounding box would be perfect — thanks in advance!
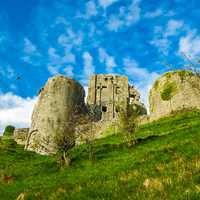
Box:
[1,110,200,199]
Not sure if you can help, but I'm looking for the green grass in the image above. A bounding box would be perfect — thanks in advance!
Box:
[1,110,200,199]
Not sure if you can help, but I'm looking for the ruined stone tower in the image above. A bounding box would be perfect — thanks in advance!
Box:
[87,74,141,120]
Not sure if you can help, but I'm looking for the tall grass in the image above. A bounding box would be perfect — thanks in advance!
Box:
[0,110,200,199]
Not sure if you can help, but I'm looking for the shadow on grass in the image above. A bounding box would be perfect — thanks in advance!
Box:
[71,133,170,162]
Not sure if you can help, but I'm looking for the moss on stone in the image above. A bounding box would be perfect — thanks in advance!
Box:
[160,81,177,101]
[164,72,172,79]
[154,80,159,89]
[177,70,194,81]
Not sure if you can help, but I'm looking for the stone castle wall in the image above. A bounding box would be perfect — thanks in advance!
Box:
[25,75,85,155]
[149,71,200,120]
[87,74,142,121]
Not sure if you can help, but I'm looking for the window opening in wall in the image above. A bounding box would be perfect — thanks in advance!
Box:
[102,106,107,112]
[105,78,108,81]
[102,86,107,89]
[116,86,120,94]
[130,94,135,98]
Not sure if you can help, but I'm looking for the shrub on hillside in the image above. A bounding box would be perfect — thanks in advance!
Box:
[54,125,75,167]
[3,125,15,137]
[119,104,144,146]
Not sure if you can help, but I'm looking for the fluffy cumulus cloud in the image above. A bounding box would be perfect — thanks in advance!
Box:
[107,0,141,31]
[165,19,184,37]
[98,48,116,72]
[151,19,184,55]
[47,47,76,75]
[22,38,41,64]
[98,0,119,9]
[47,26,84,75]
[63,65,74,77]
[144,9,163,18]
[107,15,123,32]
[82,52,95,84]
[58,28,83,50]
[86,1,98,17]
[123,58,159,110]
[0,93,37,133]
[125,0,141,26]
[179,29,200,58]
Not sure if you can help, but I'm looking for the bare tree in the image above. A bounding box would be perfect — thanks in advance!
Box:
[54,124,75,167]
[119,103,144,147]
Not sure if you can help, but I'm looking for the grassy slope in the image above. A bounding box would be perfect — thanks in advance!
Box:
[1,110,200,200]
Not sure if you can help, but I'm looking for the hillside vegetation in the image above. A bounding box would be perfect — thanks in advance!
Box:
[1,110,200,199]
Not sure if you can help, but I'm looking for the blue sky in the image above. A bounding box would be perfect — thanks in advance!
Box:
[0,0,200,131]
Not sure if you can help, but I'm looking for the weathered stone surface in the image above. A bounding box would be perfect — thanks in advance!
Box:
[87,74,146,121]
[75,119,117,145]
[149,70,200,120]
[14,128,29,145]
[25,75,85,155]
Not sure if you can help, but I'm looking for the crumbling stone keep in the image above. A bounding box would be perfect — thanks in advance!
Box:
[149,70,200,120]
[87,74,143,120]
[25,75,85,155]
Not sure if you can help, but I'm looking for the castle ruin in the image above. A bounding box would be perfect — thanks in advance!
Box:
[14,74,146,155]
[87,74,142,121]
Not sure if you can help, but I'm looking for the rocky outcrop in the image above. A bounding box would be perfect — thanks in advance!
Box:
[25,75,85,155]
[149,70,200,120]
[14,128,29,145]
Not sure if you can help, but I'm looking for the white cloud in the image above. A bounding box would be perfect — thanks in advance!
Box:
[125,0,141,26]
[106,0,141,32]
[63,65,74,77]
[83,52,95,78]
[86,1,98,17]
[98,0,119,9]
[150,38,170,55]
[123,58,160,110]
[151,19,184,55]
[123,58,149,78]
[107,15,123,32]
[62,50,76,64]
[0,65,15,79]
[58,28,83,50]
[0,93,37,133]
[22,38,41,64]
[24,38,37,54]
[98,48,116,72]
[165,19,183,37]
[179,29,200,58]
[55,16,68,26]
[47,47,76,75]
[46,27,84,75]
[48,66,59,75]
[144,9,163,18]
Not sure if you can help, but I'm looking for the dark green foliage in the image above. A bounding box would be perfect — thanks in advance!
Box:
[160,81,177,101]
[3,125,15,137]
[0,110,200,199]
[164,71,173,79]
[177,70,194,82]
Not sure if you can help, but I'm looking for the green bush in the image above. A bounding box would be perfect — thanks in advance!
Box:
[3,125,15,137]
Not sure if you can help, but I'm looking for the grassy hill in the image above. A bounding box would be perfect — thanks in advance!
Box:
[1,110,200,200]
